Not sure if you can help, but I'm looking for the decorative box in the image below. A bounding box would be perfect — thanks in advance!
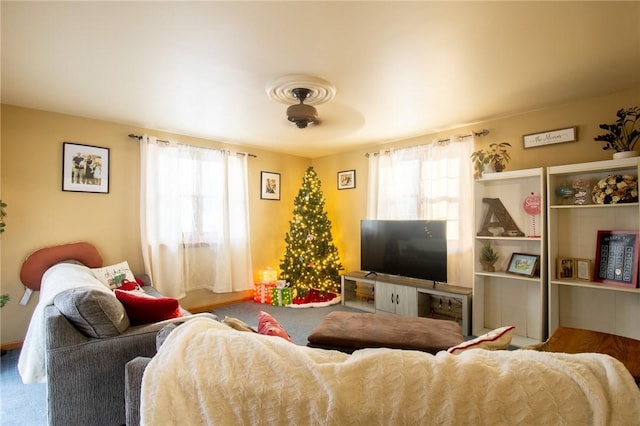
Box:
[253,282,276,304]
[271,287,293,306]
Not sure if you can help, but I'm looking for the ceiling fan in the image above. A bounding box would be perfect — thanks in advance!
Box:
[266,74,336,129]
[287,88,317,128]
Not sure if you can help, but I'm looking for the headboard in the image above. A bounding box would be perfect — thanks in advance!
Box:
[20,242,103,291]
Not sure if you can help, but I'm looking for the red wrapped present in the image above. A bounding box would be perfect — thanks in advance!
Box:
[253,282,276,304]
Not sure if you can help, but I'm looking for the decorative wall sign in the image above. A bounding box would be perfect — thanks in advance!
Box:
[260,171,281,200]
[62,142,110,193]
[337,170,356,190]
[523,127,577,149]
[594,230,640,288]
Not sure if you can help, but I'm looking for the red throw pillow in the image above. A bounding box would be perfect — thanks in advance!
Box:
[257,311,292,342]
[114,289,182,325]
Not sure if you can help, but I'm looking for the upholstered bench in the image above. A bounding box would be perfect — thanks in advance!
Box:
[307,311,464,354]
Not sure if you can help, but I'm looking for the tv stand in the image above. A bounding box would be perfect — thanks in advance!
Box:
[341,271,472,336]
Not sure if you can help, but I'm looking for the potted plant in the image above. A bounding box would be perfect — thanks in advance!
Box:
[471,142,512,179]
[594,106,640,158]
[480,242,499,272]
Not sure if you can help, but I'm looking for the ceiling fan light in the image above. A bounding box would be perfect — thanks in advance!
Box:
[287,103,318,128]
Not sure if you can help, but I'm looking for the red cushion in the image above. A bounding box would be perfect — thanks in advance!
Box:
[114,289,182,325]
[257,311,292,342]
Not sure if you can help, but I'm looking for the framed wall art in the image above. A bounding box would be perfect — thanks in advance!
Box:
[594,230,640,288]
[506,253,540,278]
[62,142,110,194]
[337,170,356,190]
[260,171,281,200]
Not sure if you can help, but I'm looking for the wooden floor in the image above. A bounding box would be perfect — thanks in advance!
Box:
[179,288,254,313]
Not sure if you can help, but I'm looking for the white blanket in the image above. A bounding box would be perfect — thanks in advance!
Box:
[141,317,640,425]
[18,263,111,383]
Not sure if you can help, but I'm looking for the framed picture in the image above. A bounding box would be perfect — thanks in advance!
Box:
[337,169,356,190]
[260,171,281,200]
[62,142,110,193]
[506,253,540,277]
[575,258,594,281]
[557,257,575,279]
[594,230,640,288]
[523,126,577,149]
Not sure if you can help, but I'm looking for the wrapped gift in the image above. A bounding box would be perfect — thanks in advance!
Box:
[253,282,276,304]
[271,282,293,306]
[258,267,278,283]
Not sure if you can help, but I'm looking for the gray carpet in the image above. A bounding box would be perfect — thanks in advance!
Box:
[0,300,359,425]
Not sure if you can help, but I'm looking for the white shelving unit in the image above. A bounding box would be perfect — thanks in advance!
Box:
[472,168,547,347]
[547,158,640,340]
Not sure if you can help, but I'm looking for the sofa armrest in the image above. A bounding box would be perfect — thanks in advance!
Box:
[125,356,152,426]
[45,306,217,426]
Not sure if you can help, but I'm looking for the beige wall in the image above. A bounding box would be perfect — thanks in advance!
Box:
[313,85,640,286]
[1,85,638,346]
[0,105,309,345]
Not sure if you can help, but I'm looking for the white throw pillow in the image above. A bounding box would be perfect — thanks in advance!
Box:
[91,261,136,289]
[447,326,515,355]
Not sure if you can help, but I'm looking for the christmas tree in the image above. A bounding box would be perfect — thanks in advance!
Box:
[280,166,343,297]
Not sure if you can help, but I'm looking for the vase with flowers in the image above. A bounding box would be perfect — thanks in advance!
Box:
[471,142,512,179]
[594,106,640,158]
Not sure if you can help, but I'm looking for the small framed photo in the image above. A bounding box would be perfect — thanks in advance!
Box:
[594,230,640,288]
[62,142,110,193]
[557,257,575,279]
[260,171,281,200]
[506,253,540,278]
[575,258,594,281]
[337,170,356,190]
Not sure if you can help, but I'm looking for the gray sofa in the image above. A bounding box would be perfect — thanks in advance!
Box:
[44,282,215,426]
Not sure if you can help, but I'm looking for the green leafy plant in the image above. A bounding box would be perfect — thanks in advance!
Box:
[0,294,9,308]
[479,242,500,272]
[480,242,500,263]
[594,106,640,152]
[470,142,512,178]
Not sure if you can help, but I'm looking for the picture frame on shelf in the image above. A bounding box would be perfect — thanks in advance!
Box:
[337,169,356,190]
[557,257,575,279]
[575,258,594,281]
[62,142,110,194]
[594,230,640,288]
[260,171,281,200]
[506,253,540,278]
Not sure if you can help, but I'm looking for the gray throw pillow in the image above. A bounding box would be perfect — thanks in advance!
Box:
[53,288,130,338]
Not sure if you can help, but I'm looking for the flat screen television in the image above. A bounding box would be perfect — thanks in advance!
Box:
[360,220,447,283]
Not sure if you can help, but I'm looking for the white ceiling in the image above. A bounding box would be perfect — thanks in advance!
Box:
[2,1,639,158]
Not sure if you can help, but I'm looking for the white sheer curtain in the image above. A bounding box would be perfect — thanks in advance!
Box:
[366,136,474,286]
[139,135,253,298]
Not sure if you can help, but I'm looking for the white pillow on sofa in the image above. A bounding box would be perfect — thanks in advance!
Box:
[447,326,515,355]
[91,261,136,289]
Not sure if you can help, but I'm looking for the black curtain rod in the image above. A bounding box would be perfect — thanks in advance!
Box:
[365,129,491,157]
[127,134,256,158]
